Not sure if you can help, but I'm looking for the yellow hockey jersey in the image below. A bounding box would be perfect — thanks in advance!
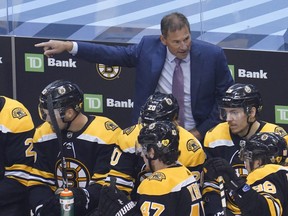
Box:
[106,123,206,197]
[0,96,34,215]
[137,165,205,216]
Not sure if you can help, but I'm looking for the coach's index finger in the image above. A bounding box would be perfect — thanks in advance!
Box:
[34,40,71,57]
[34,41,54,57]
[34,41,49,48]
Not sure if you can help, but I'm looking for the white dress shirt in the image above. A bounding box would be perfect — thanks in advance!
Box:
[155,48,196,130]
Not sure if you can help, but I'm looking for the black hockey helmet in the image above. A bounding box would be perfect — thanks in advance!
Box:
[139,92,179,125]
[38,80,83,121]
[219,83,263,120]
[137,121,180,165]
[239,132,288,165]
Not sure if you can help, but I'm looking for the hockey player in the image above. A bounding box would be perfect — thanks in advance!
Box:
[202,83,288,215]
[0,96,34,216]
[28,80,121,216]
[98,121,205,216]
[204,132,288,216]
[105,92,206,198]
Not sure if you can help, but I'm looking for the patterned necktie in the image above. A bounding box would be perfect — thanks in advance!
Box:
[172,58,184,127]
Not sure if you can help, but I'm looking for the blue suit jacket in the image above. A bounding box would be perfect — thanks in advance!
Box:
[76,35,234,136]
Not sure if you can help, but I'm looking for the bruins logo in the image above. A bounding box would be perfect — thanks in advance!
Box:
[165,98,173,105]
[12,107,27,119]
[148,172,166,181]
[96,64,121,80]
[274,127,287,137]
[244,85,252,93]
[186,139,200,152]
[55,158,90,188]
[105,121,119,131]
[123,125,137,135]
[57,86,66,95]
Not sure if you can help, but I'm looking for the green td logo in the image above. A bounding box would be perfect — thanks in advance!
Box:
[228,65,235,80]
[275,105,288,124]
[84,94,103,113]
[25,53,44,72]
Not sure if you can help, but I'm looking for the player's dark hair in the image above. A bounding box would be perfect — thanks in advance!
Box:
[161,12,190,38]
[138,121,180,165]
[151,145,180,165]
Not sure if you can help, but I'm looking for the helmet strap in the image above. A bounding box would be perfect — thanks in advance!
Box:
[145,147,158,172]
[62,110,80,130]
[241,117,256,138]
[147,158,155,173]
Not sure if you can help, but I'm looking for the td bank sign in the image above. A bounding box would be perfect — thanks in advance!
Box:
[275,105,288,124]
[25,53,77,72]
[84,94,133,113]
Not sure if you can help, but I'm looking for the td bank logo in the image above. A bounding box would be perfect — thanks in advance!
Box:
[275,105,288,124]
[228,65,235,80]
[25,53,44,72]
[84,94,103,113]
[25,53,77,72]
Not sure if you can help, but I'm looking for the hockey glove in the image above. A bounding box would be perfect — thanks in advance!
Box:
[70,187,90,215]
[208,210,237,216]
[204,158,246,192]
[98,183,137,216]
[35,195,61,216]
[85,208,101,216]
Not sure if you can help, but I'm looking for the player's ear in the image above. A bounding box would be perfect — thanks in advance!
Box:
[253,159,262,170]
[251,107,256,114]
[248,107,257,121]
[160,35,167,46]
[148,147,156,159]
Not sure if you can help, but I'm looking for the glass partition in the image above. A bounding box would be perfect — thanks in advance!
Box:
[0,0,287,51]
[0,0,8,35]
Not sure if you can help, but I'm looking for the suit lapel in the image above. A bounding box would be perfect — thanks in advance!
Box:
[151,44,166,80]
[190,42,202,110]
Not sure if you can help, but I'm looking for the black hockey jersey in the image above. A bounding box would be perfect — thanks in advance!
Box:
[202,121,288,215]
[0,96,34,216]
[28,115,121,213]
[236,164,288,216]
